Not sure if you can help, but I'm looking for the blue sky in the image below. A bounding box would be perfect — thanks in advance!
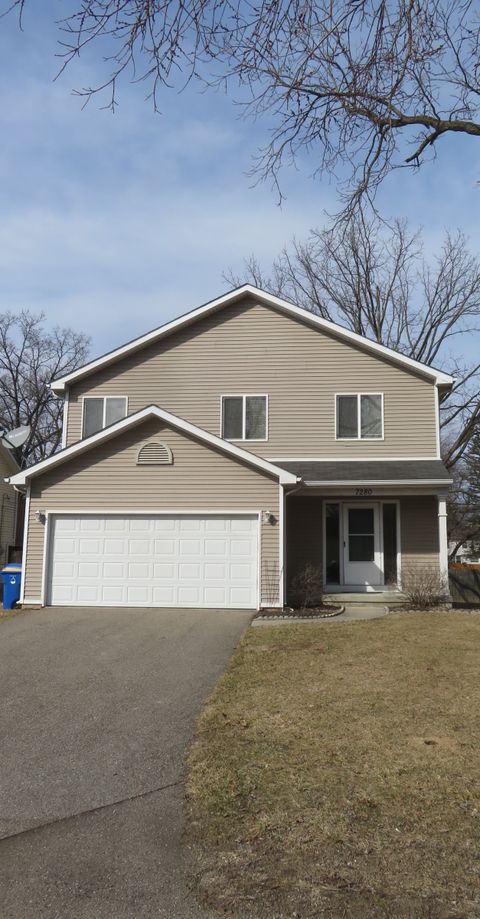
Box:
[0,3,479,360]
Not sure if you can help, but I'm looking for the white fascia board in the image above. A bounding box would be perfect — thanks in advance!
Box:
[265,455,441,462]
[8,405,298,486]
[304,478,453,487]
[49,284,454,392]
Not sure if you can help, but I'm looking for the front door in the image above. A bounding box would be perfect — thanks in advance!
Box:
[343,504,382,587]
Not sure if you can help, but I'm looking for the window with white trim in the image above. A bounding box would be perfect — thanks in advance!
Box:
[221,395,267,441]
[336,393,383,440]
[83,396,128,437]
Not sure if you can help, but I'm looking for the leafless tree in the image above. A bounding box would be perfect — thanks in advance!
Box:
[5,1,480,212]
[0,311,90,467]
[446,462,480,560]
[226,210,480,468]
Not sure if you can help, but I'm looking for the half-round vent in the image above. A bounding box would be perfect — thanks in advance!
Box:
[137,442,173,466]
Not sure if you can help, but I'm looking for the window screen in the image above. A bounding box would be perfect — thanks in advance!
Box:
[361,394,382,438]
[83,398,104,437]
[245,396,267,439]
[83,396,126,437]
[222,397,243,439]
[105,397,127,427]
[337,394,383,439]
[222,395,267,440]
[337,395,358,438]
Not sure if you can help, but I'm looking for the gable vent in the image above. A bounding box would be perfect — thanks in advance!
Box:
[137,442,173,466]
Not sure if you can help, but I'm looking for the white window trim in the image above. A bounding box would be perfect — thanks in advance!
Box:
[220,394,269,442]
[335,392,384,441]
[81,395,128,439]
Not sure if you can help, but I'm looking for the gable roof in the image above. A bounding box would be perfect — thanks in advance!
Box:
[50,285,454,393]
[7,405,299,487]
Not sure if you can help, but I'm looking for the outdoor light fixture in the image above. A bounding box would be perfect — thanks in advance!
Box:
[34,510,46,524]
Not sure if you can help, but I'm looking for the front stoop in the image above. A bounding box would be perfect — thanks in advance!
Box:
[324,591,407,608]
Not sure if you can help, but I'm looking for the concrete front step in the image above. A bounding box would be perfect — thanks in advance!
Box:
[324,592,406,607]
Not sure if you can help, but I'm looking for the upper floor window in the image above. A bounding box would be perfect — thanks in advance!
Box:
[83,396,128,438]
[221,395,268,441]
[336,393,383,440]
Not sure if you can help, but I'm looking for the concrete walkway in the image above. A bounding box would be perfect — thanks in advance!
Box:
[252,604,388,625]
[0,606,252,919]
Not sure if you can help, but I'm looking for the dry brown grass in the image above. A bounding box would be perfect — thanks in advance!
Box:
[186,612,480,918]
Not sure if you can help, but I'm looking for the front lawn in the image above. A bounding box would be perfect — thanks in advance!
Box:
[187,612,480,918]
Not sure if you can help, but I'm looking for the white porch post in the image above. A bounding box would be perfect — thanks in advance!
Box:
[279,484,285,609]
[437,495,450,596]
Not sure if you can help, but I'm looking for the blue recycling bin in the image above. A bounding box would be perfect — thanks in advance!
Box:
[2,563,22,609]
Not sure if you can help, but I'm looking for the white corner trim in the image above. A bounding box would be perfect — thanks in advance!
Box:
[434,385,441,459]
[19,485,30,604]
[49,284,454,393]
[278,483,284,609]
[61,389,69,449]
[8,406,299,487]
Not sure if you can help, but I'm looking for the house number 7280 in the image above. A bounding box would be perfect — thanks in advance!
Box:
[354,488,373,496]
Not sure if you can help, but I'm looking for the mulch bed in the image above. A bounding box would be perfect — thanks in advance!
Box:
[255,604,342,620]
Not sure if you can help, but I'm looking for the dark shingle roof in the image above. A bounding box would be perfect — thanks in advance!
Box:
[277,459,451,484]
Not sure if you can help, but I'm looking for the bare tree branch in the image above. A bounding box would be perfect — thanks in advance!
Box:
[0,311,90,467]
[4,1,480,212]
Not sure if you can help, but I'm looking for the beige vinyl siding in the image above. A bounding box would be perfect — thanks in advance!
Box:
[0,480,17,564]
[400,496,440,575]
[65,298,438,457]
[24,417,280,605]
[286,495,323,603]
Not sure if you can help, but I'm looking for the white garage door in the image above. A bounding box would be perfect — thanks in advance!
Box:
[47,514,259,608]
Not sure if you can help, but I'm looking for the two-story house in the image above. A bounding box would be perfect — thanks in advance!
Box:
[9,285,453,609]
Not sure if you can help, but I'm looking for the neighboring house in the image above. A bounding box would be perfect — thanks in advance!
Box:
[449,541,480,565]
[0,443,23,566]
[9,285,453,609]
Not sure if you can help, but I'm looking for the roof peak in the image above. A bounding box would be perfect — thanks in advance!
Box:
[50,285,454,393]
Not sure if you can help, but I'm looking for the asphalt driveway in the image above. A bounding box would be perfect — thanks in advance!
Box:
[0,605,252,918]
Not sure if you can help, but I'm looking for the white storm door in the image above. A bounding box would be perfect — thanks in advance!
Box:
[342,504,382,587]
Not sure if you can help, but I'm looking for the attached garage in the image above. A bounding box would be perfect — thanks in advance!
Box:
[47,513,259,608]
[13,407,297,609]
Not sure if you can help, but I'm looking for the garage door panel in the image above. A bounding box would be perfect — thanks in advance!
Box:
[47,515,258,608]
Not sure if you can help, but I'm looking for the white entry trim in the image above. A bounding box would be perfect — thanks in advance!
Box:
[322,498,402,591]
[41,510,262,609]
